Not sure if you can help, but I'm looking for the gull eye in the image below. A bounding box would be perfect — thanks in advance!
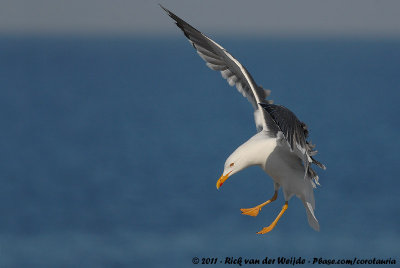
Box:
[230,163,234,167]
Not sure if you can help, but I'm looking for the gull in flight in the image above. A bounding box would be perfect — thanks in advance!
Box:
[161,5,326,234]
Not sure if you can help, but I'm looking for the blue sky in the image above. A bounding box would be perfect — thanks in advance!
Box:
[1,0,399,38]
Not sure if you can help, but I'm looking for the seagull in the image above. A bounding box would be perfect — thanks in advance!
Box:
[160,5,326,234]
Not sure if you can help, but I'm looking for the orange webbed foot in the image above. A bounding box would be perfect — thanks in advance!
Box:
[256,201,288,235]
[240,191,278,217]
[256,224,276,234]
[240,206,262,217]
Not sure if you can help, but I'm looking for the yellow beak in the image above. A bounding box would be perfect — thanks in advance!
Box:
[216,171,232,190]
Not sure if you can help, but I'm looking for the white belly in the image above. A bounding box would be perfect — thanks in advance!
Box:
[263,143,308,200]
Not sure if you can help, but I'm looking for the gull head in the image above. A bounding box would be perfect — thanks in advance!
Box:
[216,150,252,190]
[216,133,274,190]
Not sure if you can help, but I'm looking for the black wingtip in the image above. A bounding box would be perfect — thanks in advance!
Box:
[159,4,172,17]
[159,4,168,13]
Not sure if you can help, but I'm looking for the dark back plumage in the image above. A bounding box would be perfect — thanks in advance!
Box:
[261,104,307,152]
[260,103,325,185]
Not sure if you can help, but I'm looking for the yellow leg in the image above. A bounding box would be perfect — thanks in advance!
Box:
[257,201,288,234]
[240,191,278,217]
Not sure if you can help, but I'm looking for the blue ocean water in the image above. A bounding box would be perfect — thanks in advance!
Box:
[0,36,399,267]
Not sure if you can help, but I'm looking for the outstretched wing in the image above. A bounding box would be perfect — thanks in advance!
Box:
[160,5,273,131]
[260,103,326,184]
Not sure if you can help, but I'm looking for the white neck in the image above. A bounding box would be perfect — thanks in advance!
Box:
[224,131,277,176]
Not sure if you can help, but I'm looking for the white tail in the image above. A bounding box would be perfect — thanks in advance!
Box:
[303,201,320,231]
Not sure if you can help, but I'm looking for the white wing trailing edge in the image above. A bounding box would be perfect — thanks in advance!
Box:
[160,5,273,132]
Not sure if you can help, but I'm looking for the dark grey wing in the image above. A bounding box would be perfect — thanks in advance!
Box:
[160,5,273,131]
[261,104,307,151]
[260,103,326,183]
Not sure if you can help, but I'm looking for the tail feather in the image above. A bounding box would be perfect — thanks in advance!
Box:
[304,201,320,231]
[302,179,320,231]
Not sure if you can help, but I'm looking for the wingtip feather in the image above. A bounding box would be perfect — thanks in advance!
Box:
[159,4,169,13]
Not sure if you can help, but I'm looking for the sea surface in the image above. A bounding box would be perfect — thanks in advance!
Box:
[0,36,399,267]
